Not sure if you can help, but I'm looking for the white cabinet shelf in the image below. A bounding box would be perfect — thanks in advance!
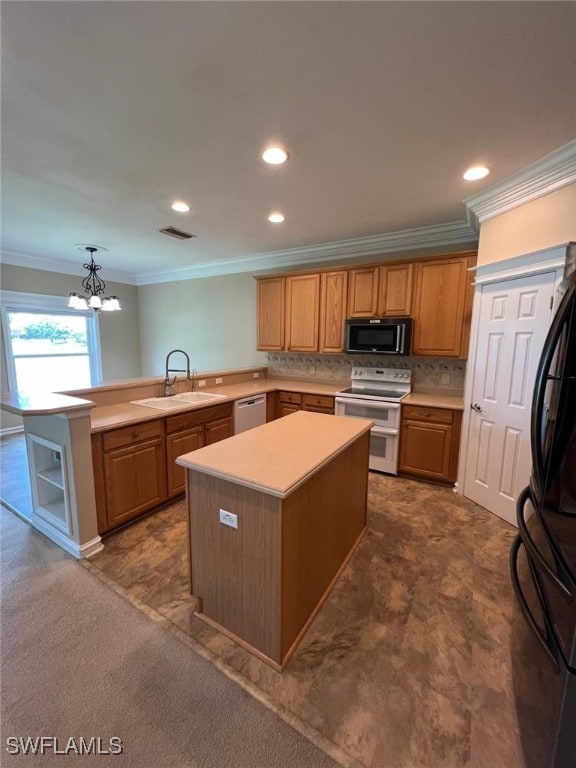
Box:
[36,466,65,489]
[38,499,67,520]
[26,434,72,536]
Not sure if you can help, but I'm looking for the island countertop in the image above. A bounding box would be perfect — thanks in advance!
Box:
[177,409,373,498]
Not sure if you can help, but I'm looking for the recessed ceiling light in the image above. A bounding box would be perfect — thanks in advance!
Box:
[171,200,190,213]
[268,212,285,223]
[262,147,288,165]
[463,165,490,181]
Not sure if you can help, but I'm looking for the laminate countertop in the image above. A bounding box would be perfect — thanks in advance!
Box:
[89,378,346,432]
[2,377,464,427]
[402,391,465,410]
[0,390,95,416]
[176,409,373,498]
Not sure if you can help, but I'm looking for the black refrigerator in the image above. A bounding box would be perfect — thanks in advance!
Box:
[510,270,576,768]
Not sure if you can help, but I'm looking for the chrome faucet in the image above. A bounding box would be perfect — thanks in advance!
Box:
[164,349,191,396]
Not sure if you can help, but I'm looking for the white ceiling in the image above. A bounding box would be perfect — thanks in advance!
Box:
[2,2,575,282]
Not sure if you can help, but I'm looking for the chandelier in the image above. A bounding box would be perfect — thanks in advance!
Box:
[68,246,121,312]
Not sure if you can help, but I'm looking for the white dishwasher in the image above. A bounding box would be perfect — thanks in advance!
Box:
[233,393,267,434]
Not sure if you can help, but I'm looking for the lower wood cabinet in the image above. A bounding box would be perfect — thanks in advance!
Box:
[166,403,232,498]
[92,419,168,533]
[166,425,204,498]
[399,405,462,484]
[278,391,302,418]
[266,390,279,422]
[92,402,233,534]
[277,391,334,417]
[205,416,233,445]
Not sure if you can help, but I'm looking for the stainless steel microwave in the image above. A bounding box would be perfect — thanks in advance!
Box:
[344,318,411,355]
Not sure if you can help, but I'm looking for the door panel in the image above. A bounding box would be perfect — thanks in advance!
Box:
[464,272,555,523]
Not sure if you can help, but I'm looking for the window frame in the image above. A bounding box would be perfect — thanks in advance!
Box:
[1,290,103,393]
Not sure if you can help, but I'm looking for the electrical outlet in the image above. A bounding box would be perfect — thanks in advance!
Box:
[219,509,238,529]
[253,372,260,379]
[216,377,223,384]
[441,373,450,385]
[198,379,206,388]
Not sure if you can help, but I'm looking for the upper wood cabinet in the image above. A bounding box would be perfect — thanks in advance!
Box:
[347,267,379,317]
[257,277,285,350]
[319,271,348,353]
[377,263,413,316]
[285,273,321,352]
[411,254,475,358]
[256,251,476,357]
[347,263,412,317]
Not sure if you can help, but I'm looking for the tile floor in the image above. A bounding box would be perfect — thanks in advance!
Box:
[0,433,526,767]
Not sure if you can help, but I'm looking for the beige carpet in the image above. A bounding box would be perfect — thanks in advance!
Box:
[0,505,339,768]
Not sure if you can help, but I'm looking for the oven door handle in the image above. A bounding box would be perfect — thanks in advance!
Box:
[335,397,401,410]
[370,426,399,436]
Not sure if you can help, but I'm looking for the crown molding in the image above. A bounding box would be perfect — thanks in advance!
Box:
[464,139,576,227]
[1,219,477,287]
[471,242,574,286]
[135,219,478,285]
[0,250,137,285]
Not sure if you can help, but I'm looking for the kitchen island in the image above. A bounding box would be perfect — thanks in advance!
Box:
[177,410,373,670]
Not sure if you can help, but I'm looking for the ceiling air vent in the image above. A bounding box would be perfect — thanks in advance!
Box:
[158,226,195,240]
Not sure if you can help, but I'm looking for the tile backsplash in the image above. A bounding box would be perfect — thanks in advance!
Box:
[266,353,466,392]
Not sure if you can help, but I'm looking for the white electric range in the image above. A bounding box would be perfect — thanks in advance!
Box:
[335,366,411,475]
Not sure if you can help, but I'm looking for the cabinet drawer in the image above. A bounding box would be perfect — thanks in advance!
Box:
[302,394,334,411]
[279,391,302,405]
[402,405,454,424]
[166,402,232,434]
[102,419,164,451]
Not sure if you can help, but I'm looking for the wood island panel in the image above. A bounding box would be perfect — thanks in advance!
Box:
[182,412,371,669]
[187,471,282,661]
[280,432,369,660]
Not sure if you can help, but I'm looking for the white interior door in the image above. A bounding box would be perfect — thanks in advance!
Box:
[463,272,555,524]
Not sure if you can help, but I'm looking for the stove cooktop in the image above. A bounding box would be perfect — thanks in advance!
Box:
[336,387,408,401]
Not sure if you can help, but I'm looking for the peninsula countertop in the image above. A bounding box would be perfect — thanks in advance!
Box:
[176,410,373,498]
[2,377,464,428]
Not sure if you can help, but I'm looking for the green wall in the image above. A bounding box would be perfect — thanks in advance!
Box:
[137,273,266,376]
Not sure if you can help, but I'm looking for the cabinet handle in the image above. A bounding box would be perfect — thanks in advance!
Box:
[132,431,139,439]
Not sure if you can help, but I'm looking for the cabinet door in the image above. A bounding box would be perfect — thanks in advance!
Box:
[285,273,320,352]
[377,263,413,316]
[205,417,233,445]
[319,271,348,353]
[412,255,475,357]
[399,408,462,483]
[257,277,285,350]
[347,267,379,317]
[166,426,204,498]
[104,437,167,528]
[399,421,454,481]
[302,394,335,413]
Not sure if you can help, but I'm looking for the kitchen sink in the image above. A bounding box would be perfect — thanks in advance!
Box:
[130,392,226,411]
[175,392,226,403]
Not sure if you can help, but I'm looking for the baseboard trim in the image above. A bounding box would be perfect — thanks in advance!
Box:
[30,515,103,559]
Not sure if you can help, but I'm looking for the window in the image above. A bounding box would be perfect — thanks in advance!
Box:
[1,291,102,394]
